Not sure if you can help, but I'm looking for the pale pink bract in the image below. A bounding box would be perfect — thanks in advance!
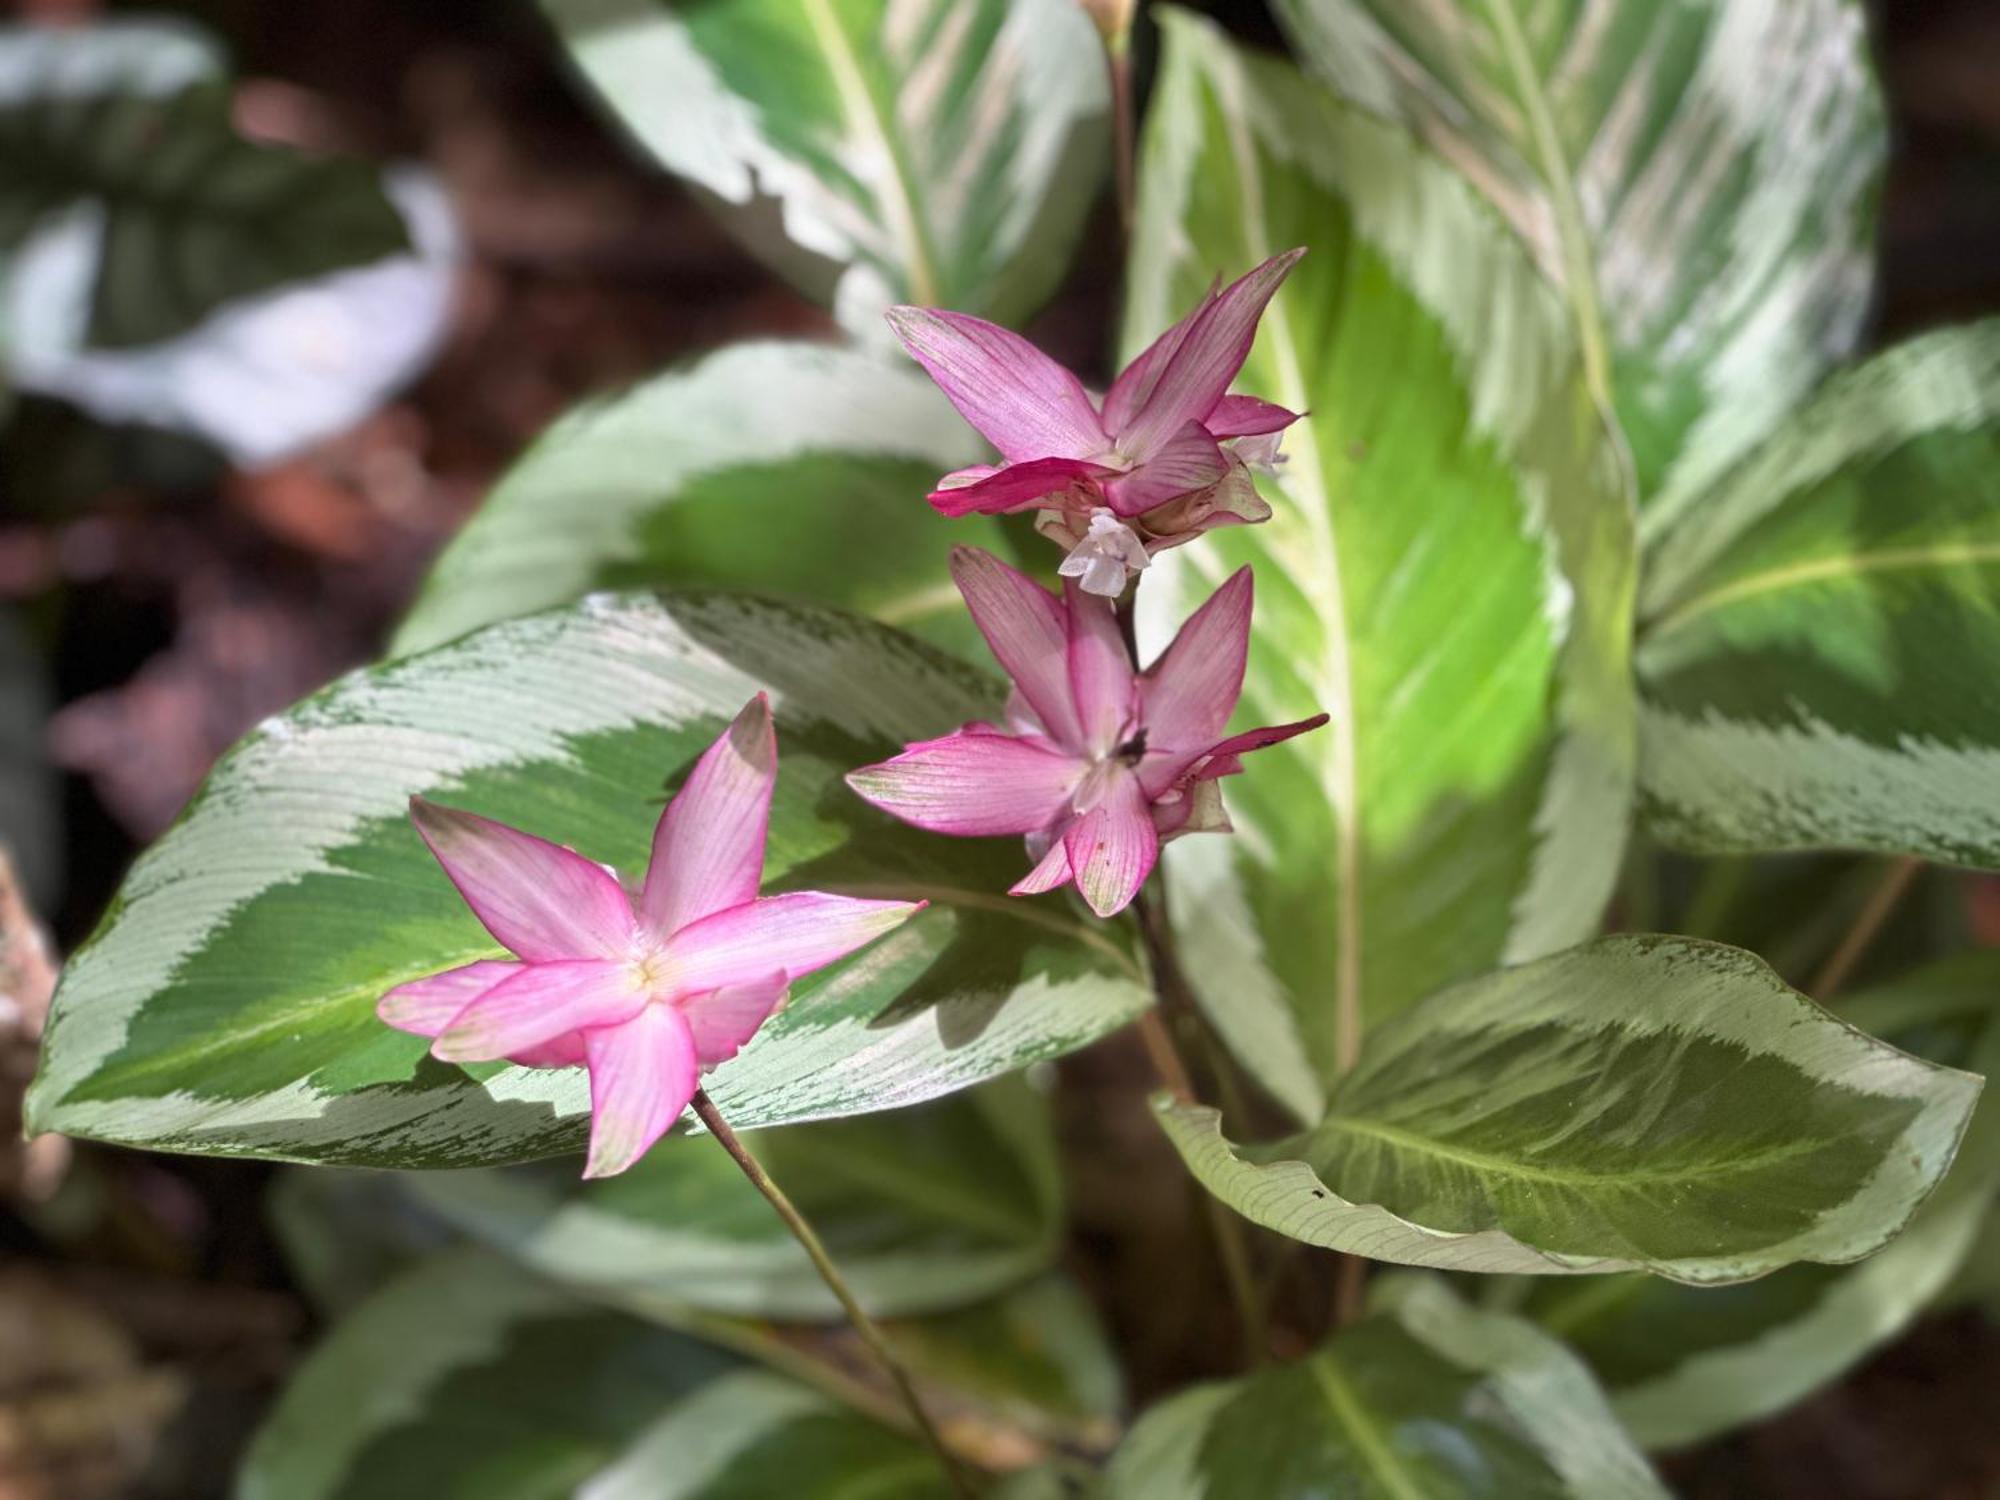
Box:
[846,547,1327,918]
[378,695,924,1179]
[886,249,1307,595]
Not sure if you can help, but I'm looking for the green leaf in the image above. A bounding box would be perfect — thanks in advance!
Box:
[1635,322,2000,866]
[406,1078,1063,1321]
[1157,935,1982,1283]
[1127,12,1634,1111]
[392,341,998,660]
[1106,1276,1665,1499]
[538,0,1107,332]
[1273,0,1885,522]
[237,1248,953,1500]
[0,25,408,348]
[1523,951,2000,1449]
[27,591,1149,1167]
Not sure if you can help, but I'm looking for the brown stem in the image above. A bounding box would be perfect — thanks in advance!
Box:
[693,1091,978,1498]
[1104,33,1137,238]
[1811,856,1923,1001]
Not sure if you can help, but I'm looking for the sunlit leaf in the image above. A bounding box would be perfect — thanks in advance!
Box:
[1159,936,1981,1282]
[1128,11,1633,1113]
[1275,0,1885,523]
[1106,1276,1664,1498]
[392,341,997,660]
[1524,951,2000,1448]
[1636,323,2000,866]
[539,0,1107,332]
[27,592,1149,1168]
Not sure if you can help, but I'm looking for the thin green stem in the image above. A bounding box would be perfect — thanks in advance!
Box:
[693,1091,978,1499]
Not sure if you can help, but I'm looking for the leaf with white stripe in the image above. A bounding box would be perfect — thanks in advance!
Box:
[539,0,1106,333]
[1525,951,2000,1449]
[1106,1275,1665,1499]
[238,1249,953,1500]
[1157,936,1982,1283]
[0,23,409,348]
[1274,0,1885,527]
[26,592,1149,1168]
[1129,13,1633,1109]
[407,1078,1062,1321]
[1636,322,2000,865]
[393,341,996,660]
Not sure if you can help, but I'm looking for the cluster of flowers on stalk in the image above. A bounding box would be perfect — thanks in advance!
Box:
[379,250,1322,1177]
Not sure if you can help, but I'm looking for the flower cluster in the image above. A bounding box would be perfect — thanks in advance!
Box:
[887,249,1304,595]
[380,253,1322,1177]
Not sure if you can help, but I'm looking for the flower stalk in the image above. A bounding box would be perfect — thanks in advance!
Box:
[692,1089,979,1500]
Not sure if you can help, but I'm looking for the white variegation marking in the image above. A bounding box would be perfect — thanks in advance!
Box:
[539,0,1107,332]
[392,341,984,656]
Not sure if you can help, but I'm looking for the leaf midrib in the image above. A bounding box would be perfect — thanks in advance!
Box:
[1643,538,2000,640]
[1210,41,1365,1076]
[1306,1350,1431,1500]
[59,883,1139,1104]
[1318,1112,1830,1191]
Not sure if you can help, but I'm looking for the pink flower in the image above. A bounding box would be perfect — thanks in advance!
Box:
[886,249,1306,596]
[378,695,924,1179]
[846,548,1327,918]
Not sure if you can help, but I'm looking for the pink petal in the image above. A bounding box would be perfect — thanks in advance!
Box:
[927,456,1112,518]
[431,958,644,1064]
[510,1033,587,1069]
[1113,250,1306,460]
[1102,421,1228,517]
[1063,770,1159,918]
[1203,714,1331,768]
[410,799,637,962]
[1143,567,1253,750]
[1064,581,1137,757]
[378,959,519,1038]
[885,307,1108,463]
[1101,277,1220,437]
[583,1003,699,1179]
[847,731,1084,836]
[1205,395,1300,437]
[665,892,924,997]
[1008,838,1072,896]
[642,695,777,940]
[951,546,1084,745]
[685,969,789,1069]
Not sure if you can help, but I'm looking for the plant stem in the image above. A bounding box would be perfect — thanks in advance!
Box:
[1811,857,1922,1001]
[692,1091,978,1499]
[1131,885,1271,1366]
[1102,23,1137,237]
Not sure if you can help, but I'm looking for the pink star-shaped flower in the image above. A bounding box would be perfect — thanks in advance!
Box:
[847,548,1326,917]
[886,250,1306,596]
[379,695,923,1177]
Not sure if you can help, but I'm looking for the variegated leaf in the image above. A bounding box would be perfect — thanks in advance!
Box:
[1274,0,1885,527]
[1129,12,1633,1111]
[392,341,996,660]
[1526,951,2000,1449]
[237,1249,954,1500]
[1636,322,2000,865]
[1158,936,1981,1284]
[539,0,1107,333]
[0,22,409,349]
[406,1078,1064,1321]
[26,592,1148,1168]
[1106,1276,1665,1499]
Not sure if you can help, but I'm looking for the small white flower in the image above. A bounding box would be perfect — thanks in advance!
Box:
[1057,509,1152,596]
